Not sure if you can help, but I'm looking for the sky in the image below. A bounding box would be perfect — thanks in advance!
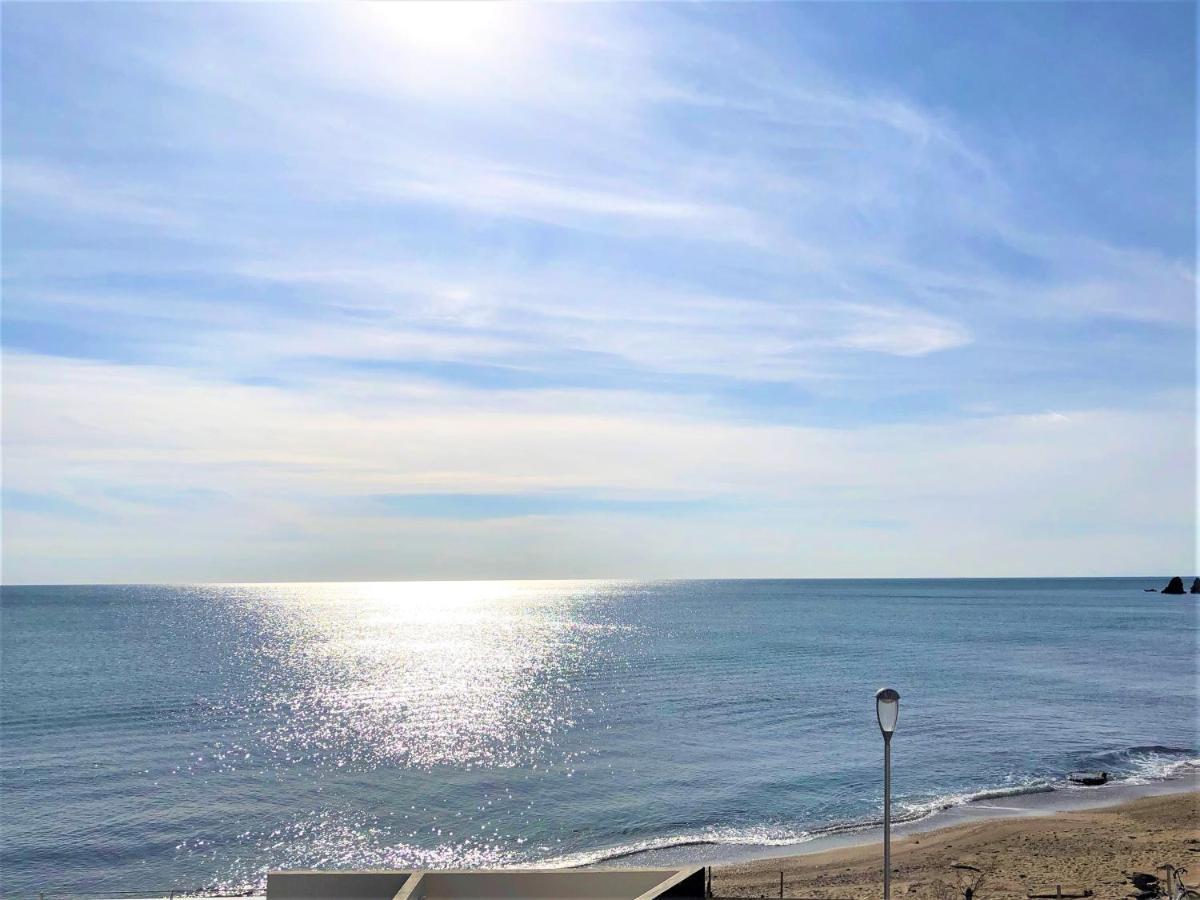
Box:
[1,2,1195,584]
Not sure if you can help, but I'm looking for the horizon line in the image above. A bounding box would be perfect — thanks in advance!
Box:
[1,574,1192,589]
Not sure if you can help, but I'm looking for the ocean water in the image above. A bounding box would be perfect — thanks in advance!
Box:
[1,579,1196,897]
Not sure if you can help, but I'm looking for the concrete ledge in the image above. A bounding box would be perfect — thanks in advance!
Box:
[633,867,706,900]
[268,867,704,900]
[267,869,414,900]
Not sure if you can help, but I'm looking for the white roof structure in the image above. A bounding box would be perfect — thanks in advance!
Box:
[266,867,707,900]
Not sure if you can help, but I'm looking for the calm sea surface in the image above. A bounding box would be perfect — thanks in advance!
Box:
[1,579,1197,896]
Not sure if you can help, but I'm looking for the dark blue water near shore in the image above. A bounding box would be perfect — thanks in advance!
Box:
[1,579,1196,896]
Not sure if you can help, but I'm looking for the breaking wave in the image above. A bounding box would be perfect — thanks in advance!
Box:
[1079,745,1199,784]
[540,747,1195,869]
[539,824,815,869]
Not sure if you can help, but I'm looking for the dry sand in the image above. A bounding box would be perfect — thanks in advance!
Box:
[711,792,1199,900]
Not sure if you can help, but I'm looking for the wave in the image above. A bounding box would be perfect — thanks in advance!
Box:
[970,784,1058,802]
[537,746,1196,869]
[899,746,1198,817]
[538,823,815,869]
[540,781,1062,869]
[1092,744,1192,757]
[892,778,1058,823]
[1079,745,1199,785]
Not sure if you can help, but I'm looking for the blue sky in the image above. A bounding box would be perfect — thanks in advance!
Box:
[2,2,1195,583]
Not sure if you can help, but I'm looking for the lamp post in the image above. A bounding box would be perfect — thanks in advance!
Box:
[875,688,900,900]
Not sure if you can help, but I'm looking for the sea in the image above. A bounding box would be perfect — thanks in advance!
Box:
[1,579,1197,898]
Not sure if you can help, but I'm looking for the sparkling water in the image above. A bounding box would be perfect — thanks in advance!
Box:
[1,579,1196,896]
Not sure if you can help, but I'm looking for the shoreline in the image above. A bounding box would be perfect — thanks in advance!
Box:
[710,789,1200,899]
[594,771,1199,870]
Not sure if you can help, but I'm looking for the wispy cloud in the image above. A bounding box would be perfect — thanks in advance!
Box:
[3,160,190,230]
[2,352,1192,581]
[371,493,724,520]
[2,489,105,523]
[1,2,1193,580]
[379,167,726,226]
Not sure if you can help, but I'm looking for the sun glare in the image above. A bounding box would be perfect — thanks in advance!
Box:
[374,2,517,58]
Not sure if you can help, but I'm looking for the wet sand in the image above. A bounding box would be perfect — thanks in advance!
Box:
[711,792,1200,900]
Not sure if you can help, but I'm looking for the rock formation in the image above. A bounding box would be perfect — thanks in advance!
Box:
[1191,578,1200,594]
[1162,576,1185,594]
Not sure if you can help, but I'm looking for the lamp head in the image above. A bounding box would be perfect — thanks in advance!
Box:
[875,687,900,735]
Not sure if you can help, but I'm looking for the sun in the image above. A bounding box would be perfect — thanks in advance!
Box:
[372,2,516,58]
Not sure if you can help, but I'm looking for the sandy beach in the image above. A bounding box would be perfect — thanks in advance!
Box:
[711,792,1200,900]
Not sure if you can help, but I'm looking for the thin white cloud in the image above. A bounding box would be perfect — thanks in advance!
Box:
[831,304,972,357]
[3,160,190,229]
[2,4,1194,582]
[380,168,721,224]
[3,353,1193,581]
[10,5,1190,333]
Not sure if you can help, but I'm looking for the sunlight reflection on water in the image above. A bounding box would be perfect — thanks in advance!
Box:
[217,581,629,771]
[3,579,1195,895]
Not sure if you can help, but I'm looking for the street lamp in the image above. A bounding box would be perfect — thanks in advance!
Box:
[875,688,900,900]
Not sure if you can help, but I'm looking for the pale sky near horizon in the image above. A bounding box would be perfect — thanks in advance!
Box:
[2,2,1196,584]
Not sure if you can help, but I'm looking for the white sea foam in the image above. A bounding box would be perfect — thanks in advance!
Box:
[1100,747,1200,785]
[540,750,1198,869]
[539,781,1062,868]
[537,824,816,869]
[896,779,1059,822]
